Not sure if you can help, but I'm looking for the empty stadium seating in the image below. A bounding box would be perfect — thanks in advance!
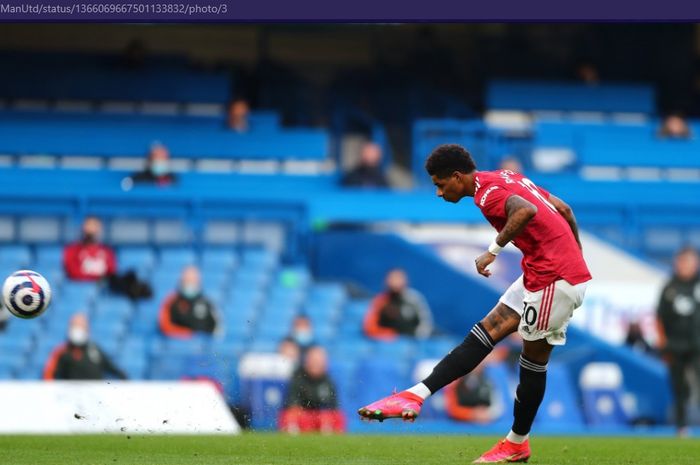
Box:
[0,51,231,103]
[0,241,472,428]
[486,80,656,114]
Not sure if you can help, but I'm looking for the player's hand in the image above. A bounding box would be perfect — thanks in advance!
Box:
[475,251,496,277]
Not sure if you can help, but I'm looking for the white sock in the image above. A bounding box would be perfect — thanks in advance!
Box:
[406,382,432,400]
[506,430,529,444]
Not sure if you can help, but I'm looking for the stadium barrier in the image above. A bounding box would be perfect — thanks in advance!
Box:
[0,381,240,434]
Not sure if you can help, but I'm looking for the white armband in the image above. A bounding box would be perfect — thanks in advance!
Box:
[488,240,503,256]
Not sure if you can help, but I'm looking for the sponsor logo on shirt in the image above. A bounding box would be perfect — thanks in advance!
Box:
[479,185,500,206]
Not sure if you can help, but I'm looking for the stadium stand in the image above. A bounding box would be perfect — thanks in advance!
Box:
[0,53,688,435]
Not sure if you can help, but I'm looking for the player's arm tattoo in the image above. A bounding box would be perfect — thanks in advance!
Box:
[495,195,538,247]
[548,194,582,249]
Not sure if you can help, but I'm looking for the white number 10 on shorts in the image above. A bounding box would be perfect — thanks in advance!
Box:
[499,275,588,346]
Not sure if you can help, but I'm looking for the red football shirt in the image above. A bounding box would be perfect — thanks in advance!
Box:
[474,170,592,291]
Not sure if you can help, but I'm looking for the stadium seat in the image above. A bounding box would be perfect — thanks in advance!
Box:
[34,245,64,267]
[579,362,630,426]
[158,247,197,269]
[535,362,586,429]
[351,358,411,411]
[0,245,32,268]
[201,247,239,271]
[117,246,156,275]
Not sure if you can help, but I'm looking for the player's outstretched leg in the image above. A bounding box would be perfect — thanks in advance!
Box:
[474,339,552,464]
[358,304,519,423]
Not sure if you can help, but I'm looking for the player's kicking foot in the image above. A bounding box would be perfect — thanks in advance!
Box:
[473,439,531,463]
[357,391,423,422]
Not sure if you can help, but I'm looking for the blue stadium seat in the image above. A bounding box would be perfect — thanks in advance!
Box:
[117,246,156,275]
[0,244,32,268]
[241,248,278,270]
[534,362,585,429]
[247,339,278,353]
[93,297,133,318]
[579,362,630,426]
[158,247,197,269]
[201,247,238,271]
[351,358,411,411]
[371,338,417,360]
[34,245,64,267]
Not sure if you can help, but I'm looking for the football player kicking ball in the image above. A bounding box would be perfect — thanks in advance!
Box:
[358,144,592,463]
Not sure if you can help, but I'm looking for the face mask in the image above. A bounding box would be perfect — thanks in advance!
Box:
[68,327,89,346]
[180,285,201,299]
[388,290,402,299]
[83,233,98,244]
[294,329,313,346]
[150,161,169,177]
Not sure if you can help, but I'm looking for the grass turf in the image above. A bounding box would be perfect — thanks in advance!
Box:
[0,434,697,465]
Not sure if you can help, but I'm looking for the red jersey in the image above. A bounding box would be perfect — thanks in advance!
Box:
[474,170,591,291]
[63,242,116,281]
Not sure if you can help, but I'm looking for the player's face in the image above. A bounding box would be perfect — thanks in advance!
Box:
[431,173,464,203]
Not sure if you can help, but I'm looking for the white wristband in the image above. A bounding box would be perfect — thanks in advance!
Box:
[488,240,503,256]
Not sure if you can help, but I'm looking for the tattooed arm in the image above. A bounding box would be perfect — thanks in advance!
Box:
[475,195,537,277]
[548,193,581,249]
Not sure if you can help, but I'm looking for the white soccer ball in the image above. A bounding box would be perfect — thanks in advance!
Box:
[2,270,52,319]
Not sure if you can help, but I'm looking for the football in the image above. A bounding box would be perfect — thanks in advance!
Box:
[2,270,52,319]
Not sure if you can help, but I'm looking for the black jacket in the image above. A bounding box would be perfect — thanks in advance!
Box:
[165,293,219,335]
[657,274,700,353]
[46,342,126,380]
[284,368,339,410]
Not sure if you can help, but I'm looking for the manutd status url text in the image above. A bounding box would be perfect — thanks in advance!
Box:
[0,3,228,15]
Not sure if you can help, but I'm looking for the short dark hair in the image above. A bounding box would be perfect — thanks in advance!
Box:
[425,144,477,179]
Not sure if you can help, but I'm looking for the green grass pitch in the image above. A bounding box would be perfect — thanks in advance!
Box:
[0,434,697,465]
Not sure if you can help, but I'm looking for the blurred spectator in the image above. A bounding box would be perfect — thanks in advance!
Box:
[499,156,523,174]
[130,142,177,186]
[364,268,433,340]
[278,337,302,366]
[341,142,389,188]
[159,265,221,338]
[575,62,600,85]
[658,114,692,139]
[656,247,700,435]
[444,362,501,423]
[624,321,654,355]
[288,315,316,352]
[121,38,148,70]
[63,217,151,299]
[43,314,126,380]
[278,346,345,434]
[0,305,9,332]
[63,217,116,281]
[227,98,251,133]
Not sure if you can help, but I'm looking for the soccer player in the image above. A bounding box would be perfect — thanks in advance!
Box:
[358,144,592,463]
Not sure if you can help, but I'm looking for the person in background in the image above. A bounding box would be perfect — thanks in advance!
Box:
[575,62,600,85]
[288,315,316,352]
[444,362,501,423]
[341,142,389,188]
[658,113,692,139]
[499,156,524,174]
[159,265,221,338]
[43,313,126,380]
[227,98,251,133]
[364,268,434,341]
[278,346,345,434]
[130,142,177,186]
[656,246,700,436]
[624,321,654,355]
[278,337,302,366]
[0,305,9,332]
[63,217,116,281]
